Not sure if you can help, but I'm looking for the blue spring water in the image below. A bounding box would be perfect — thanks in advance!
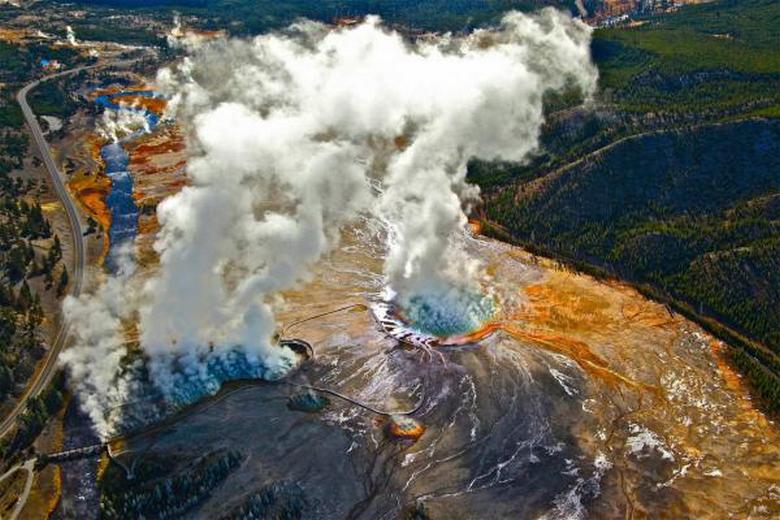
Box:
[94,91,160,272]
[403,289,495,337]
[109,349,296,436]
[164,351,294,408]
[94,92,294,424]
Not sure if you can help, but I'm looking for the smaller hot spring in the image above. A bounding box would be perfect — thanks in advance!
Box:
[400,288,495,338]
[105,345,302,437]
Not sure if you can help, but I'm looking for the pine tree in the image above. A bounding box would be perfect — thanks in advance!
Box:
[0,364,13,397]
[56,267,69,297]
[27,293,43,330]
[5,245,27,283]
[52,234,61,260]
[18,280,32,311]
[44,268,53,290]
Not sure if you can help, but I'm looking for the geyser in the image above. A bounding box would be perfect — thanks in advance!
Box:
[62,9,597,438]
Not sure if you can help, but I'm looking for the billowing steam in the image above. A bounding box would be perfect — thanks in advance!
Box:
[62,9,597,437]
[66,25,78,46]
[60,247,142,435]
[167,13,185,47]
[97,105,151,143]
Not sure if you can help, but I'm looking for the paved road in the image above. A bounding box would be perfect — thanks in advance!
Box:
[0,59,147,442]
[0,458,36,520]
[0,65,99,440]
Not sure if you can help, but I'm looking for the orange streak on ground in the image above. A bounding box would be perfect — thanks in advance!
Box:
[90,84,159,99]
[710,340,772,427]
[710,339,747,394]
[501,324,658,394]
[0,28,36,42]
[185,28,227,39]
[446,320,659,396]
[48,465,62,516]
[130,138,185,164]
[522,279,613,334]
[467,219,483,235]
[127,125,186,176]
[137,213,159,236]
[124,125,188,264]
[45,394,68,517]
[69,178,111,229]
[40,201,62,213]
[68,176,111,261]
[67,134,112,261]
[437,257,666,398]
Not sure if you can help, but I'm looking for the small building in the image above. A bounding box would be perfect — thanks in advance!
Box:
[39,58,62,71]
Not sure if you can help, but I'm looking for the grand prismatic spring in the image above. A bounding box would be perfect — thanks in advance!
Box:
[110,220,780,519]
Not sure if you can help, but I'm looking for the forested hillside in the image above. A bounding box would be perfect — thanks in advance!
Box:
[0,37,72,412]
[53,0,576,33]
[478,0,780,411]
[0,153,67,406]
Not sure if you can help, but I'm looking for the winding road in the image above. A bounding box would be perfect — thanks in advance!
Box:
[0,458,36,520]
[0,65,96,440]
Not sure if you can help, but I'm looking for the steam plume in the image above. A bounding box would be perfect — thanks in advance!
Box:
[97,105,151,142]
[60,247,141,435]
[62,10,597,437]
[66,25,78,46]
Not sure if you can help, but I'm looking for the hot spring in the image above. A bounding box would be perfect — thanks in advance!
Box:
[118,225,780,519]
[401,289,496,338]
[373,285,497,351]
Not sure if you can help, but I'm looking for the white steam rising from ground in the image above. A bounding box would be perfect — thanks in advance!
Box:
[62,10,597,437]
[97,105,151,143]
[66,25,78,47]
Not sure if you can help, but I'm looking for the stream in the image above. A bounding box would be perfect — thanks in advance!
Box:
[55,91,161,519]
[94,91,159,271]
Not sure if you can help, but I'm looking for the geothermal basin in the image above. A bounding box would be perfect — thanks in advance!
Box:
[110,224,780,519]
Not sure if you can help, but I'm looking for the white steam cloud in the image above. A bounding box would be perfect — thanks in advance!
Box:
[167,13,186,48]
[97,105,151,143]
[66,25,78,47]
[63,10,597,437]
[60,247,143,435]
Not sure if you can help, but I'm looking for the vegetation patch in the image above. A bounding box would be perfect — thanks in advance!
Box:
[484,119,780,411]
[220,480,310,520]
[100,449,243,519]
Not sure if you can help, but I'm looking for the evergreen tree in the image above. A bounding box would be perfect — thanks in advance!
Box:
[52,234,61,260]
[0,364,13,398]
[56,267,68,297]
[27,293,43,330]
[18,280,32,311]
[5,245,27,283]
[43,268,53,290]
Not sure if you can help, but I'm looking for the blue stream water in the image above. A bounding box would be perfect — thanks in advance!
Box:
[94,91,159,272]
[94,92,284,427]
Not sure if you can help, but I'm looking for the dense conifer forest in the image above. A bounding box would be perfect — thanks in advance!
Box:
[474,0,780,411]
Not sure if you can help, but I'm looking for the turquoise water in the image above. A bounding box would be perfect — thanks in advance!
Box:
[93,94,300,429]
[403,290,495,337]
